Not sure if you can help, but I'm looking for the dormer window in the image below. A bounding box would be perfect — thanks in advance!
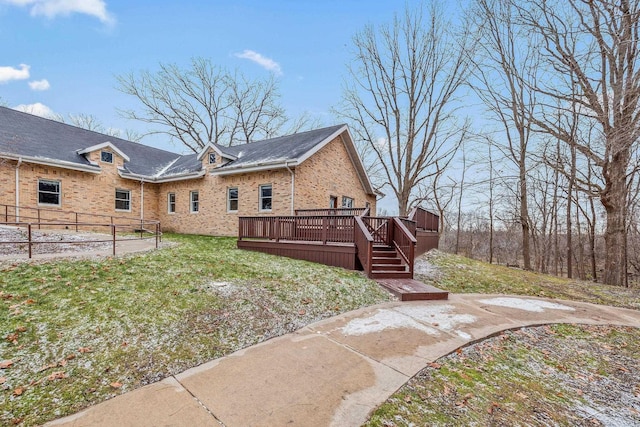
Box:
[208,152,216,164]
[101,150,113,163]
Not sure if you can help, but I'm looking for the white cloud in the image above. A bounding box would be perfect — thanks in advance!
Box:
[28,78,50,91]
[234,49,282,76]
[1,0,115,24]
[14,102,56,118]
[0,63,30,84]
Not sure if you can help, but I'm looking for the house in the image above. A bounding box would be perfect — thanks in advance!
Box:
[0,106,377,235]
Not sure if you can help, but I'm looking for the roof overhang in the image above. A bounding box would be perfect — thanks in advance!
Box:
[1,153,101,174]
[119,169,206,183]
[77,142,131,162]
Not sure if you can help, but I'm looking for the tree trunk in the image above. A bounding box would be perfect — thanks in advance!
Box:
[602,162,629,286]
[520,163,532,270]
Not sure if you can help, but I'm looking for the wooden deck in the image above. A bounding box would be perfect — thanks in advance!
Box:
[375,278,449,301]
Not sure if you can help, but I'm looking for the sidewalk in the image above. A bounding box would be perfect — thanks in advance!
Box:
[45,294,640,427]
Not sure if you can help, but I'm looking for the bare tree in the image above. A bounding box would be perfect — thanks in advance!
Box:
[55,113,143,143]
[337,1,470,216]
[469,0,539,270]
[514,0,640,286]
[117,57,292,152]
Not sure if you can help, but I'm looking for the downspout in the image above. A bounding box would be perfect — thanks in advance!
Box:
[15,157,22,222]
[140,180,144,221]
[285,162,295,215]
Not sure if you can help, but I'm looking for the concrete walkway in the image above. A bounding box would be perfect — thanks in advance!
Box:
[45,294,640,427]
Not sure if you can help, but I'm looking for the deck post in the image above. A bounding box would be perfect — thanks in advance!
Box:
[274,217,280,242]
[112,224,116,256]
[27,223,32,258]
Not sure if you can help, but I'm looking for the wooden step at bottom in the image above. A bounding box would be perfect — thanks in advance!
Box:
[376,279,449,301]
[372,263,407,271]
[372,257,402,265]
[369,271,412,279]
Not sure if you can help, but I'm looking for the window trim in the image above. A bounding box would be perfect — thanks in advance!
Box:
[115,189,131,212]
[167,192,176,214]
[259,184,273,212]
[100,150,113,164]
[227,187,239,212]
[38,179,61,207]
[190,190,199,213]
[342,196,354,208]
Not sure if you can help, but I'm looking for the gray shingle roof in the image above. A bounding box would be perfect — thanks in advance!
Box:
[0,107,355,184]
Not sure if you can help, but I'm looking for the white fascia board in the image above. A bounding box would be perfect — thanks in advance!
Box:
[119,169,206,183]
[196,143,237,161]
[76,142,131,162]
[209,162,294,176]
[1,153,101,174]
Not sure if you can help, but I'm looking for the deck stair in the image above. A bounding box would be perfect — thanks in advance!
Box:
[369,245,412,279]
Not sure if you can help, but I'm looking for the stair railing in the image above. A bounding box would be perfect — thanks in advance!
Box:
[354,216,374,277]
[391,217,417,278]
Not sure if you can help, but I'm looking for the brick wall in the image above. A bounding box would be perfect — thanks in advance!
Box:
[295,135,376,212]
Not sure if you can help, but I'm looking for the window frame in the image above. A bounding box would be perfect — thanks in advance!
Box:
[38,179,61,206]
[227,187,239,212]
[100,150,113,164]
[259,184,272,211]
[167,192,176,214]
[190,190,199,213]
[208,152,216,164]
[115,189,131,212]
[342,196,354,208]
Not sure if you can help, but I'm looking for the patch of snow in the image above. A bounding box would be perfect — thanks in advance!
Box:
[341,309,439,336]
[478,297,575,313]
[205,281,238,297]
[413,257,440,278]
[394,305,477,334]
[574,403,638,427]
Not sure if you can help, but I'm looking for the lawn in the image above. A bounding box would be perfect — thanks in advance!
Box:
[0,234,392,426]
[367,250,640,426]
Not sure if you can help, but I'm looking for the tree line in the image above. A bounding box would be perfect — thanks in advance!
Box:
[111,0,639,287]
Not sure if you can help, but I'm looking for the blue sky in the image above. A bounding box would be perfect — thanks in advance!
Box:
[0,0,415,154]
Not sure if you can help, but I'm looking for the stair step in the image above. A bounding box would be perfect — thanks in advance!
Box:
[372,264,407,271]
[372,251,397,258]
[372,257,402,265]
[369,271,412,279]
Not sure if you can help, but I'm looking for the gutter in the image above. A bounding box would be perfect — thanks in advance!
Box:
[118,169,206,183]
[285,161,295,215]
[15,157,22,222]
[1,153,101,174]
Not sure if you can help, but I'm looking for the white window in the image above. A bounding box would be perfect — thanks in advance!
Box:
[168,193,176,213]
[101,150,113,163]
[342,196,354,208]
[190,191,199,213]
[259,184,272,211]
[208,152,216,164]
[115,189,131,211]
[38,179,61,206]
[228,187,239,212]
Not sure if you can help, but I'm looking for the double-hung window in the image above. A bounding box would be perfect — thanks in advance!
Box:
[190,191,199,213]
[38,179,61,206]
[228,187,239,212]
[259,184,272,211]
[342,196,354,208]
[115,189,131,211]
[168,193,176,213]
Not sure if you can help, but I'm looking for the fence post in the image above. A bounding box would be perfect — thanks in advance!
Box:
[112,224,116,256]
[75,212,79,232]
[27,223,32,258]
[155,223,159,248]
[37,209,41,230]
[274,217,280,242]
[140,218,144,239]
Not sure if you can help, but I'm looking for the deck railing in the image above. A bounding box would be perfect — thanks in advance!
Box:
[293,207,367,216]
[391,217,417,277]
[362,216,390,245]
[408,207,439,232]
[354,216,374,276]
[238,215,355,244]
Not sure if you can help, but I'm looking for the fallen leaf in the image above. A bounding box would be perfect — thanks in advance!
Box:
[298,309,306,315]
[0,360,14,369]
[11,418,23,425]
[428,362,441,369]
[78,347,92,353]
[15,326,27,333]
[110,382,122,388]
[404,395,412,403]
[13,387,23,396]
[0,377,6,384]
[47,371,67,381]
[65,354,76,360]
[37,363,57,373]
